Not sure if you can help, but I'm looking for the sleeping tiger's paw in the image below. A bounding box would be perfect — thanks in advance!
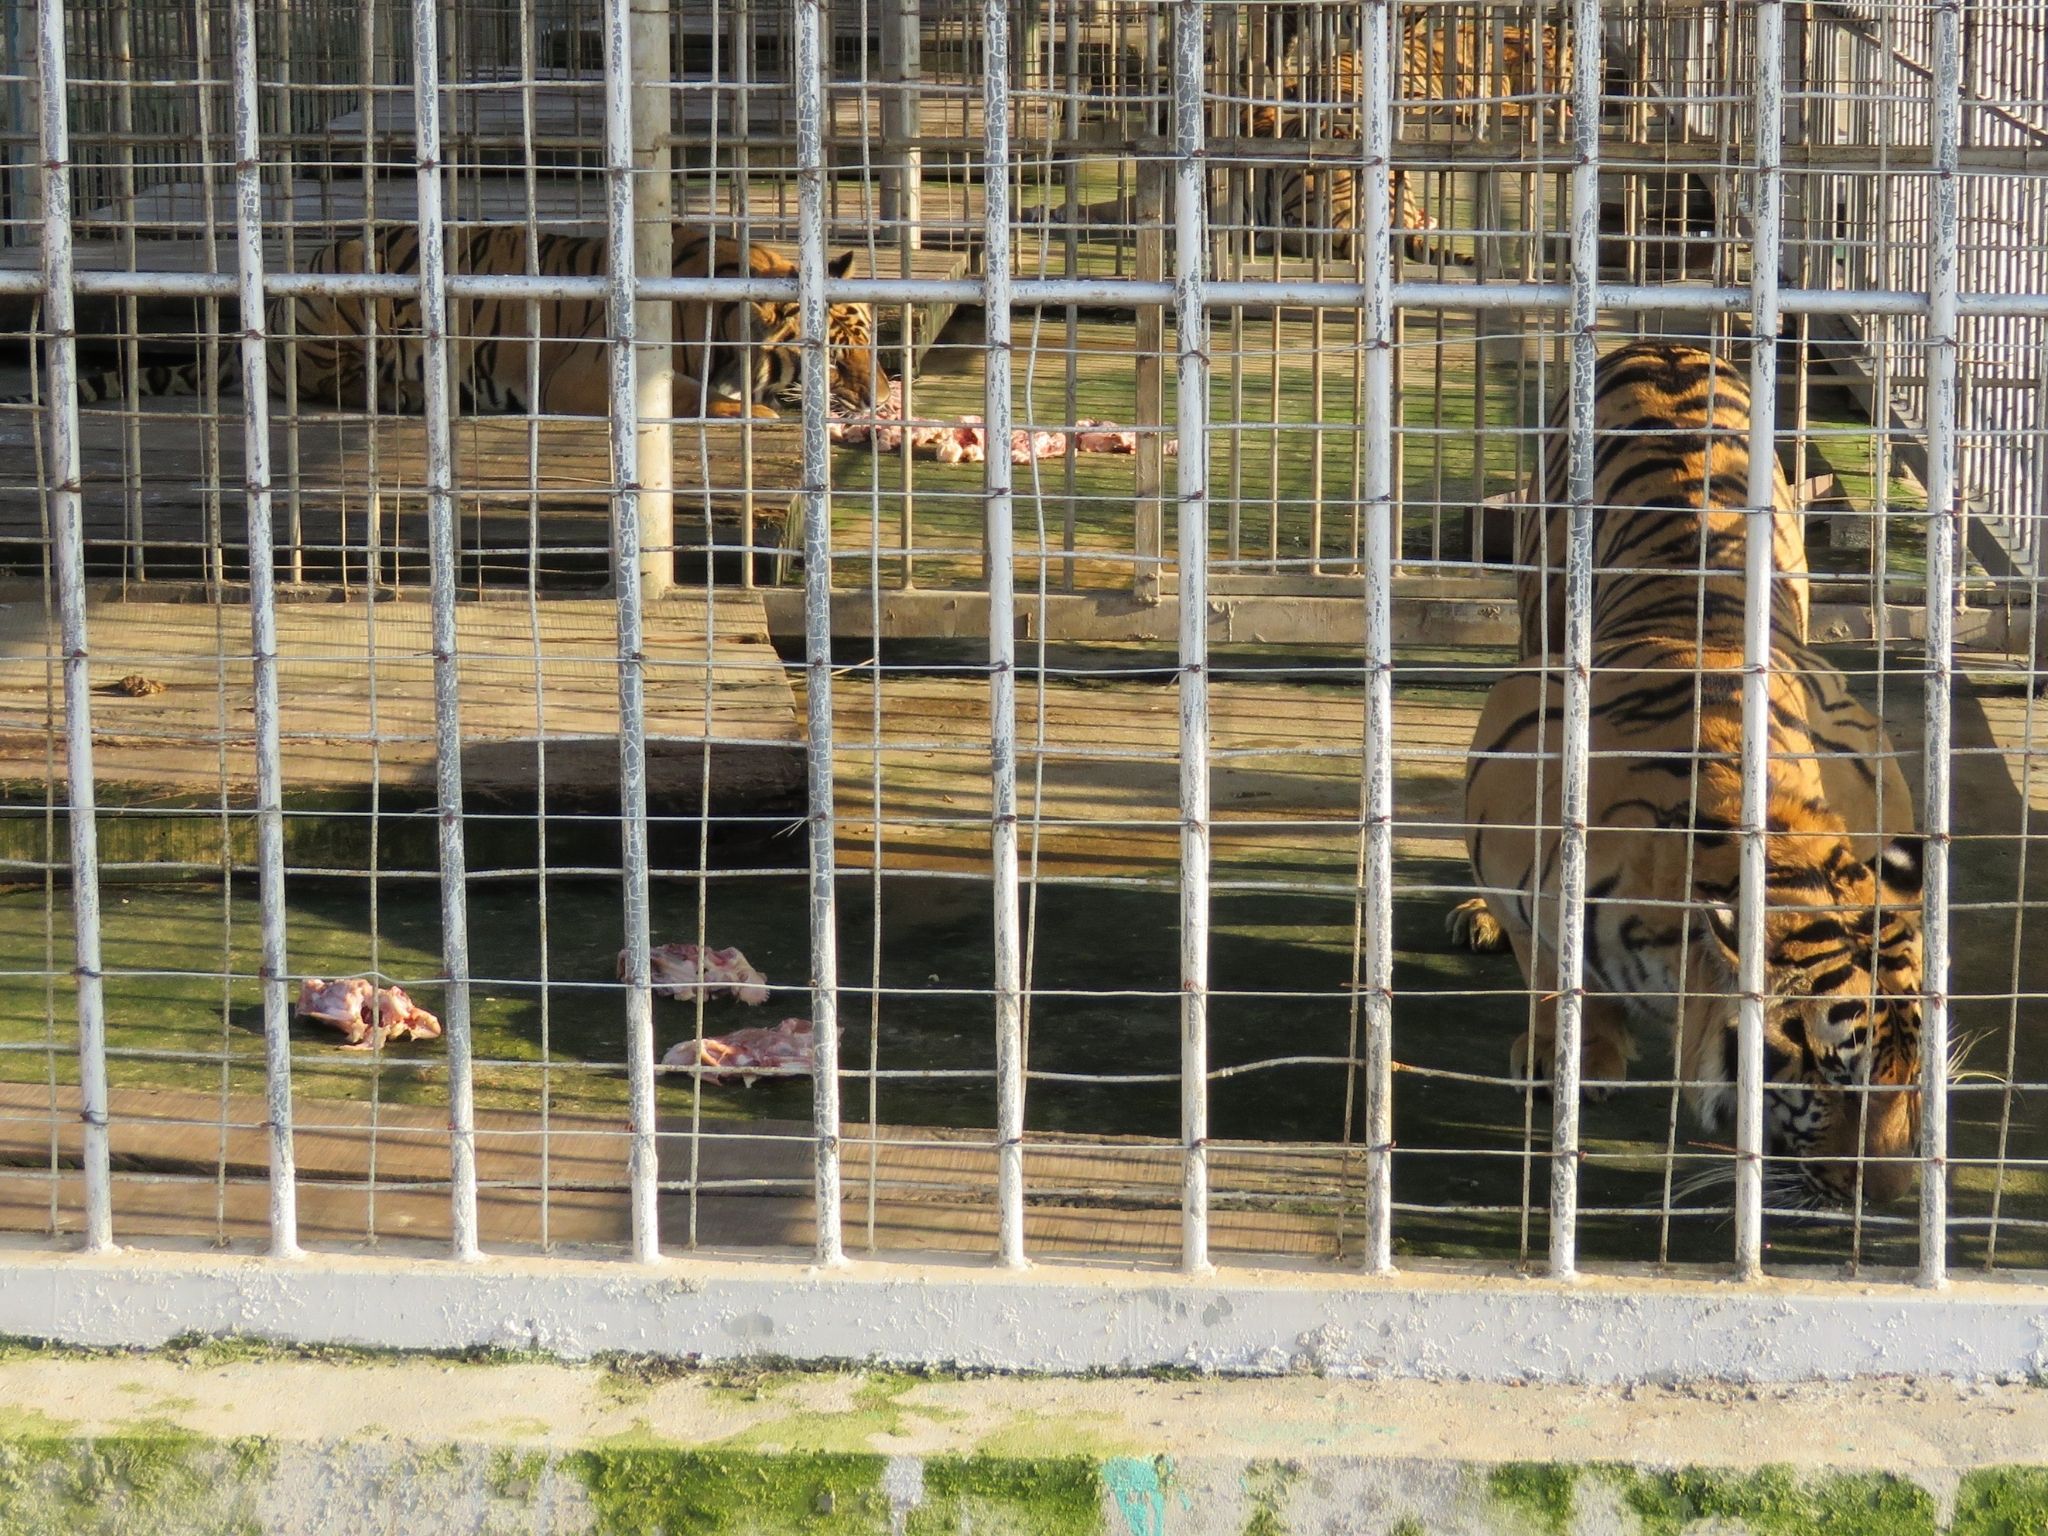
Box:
[1445,898,1508,952]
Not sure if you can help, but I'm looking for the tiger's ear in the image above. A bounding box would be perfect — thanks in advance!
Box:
[1703,902,1740,958]
[1876,835,1924,900]
[828,250,857,280]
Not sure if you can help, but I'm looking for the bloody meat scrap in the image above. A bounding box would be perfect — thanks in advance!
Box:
[620,942,771,1006]
[829,380,1177,464]
[661,1017,825,1087]
[294,977,442,1050]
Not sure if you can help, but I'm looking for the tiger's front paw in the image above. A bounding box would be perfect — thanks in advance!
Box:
[1445,897,1509,952]
[699,399,781,420]
[1509,1029,1629,1101]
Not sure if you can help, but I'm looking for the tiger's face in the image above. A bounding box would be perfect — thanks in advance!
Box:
[1696,834,1926,1206]
[820,251,888,413]
[754,250,886,413]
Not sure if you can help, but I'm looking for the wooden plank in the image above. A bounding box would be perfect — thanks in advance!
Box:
[0,594,803,808]
[0,1084,1359,1259]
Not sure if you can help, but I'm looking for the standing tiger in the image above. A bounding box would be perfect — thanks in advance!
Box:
[1451,342,1810,947]
[1451,342,1925,1206]
[19,227,888,421]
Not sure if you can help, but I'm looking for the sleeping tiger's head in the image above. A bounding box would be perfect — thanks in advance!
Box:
[1693,823,1926,1207]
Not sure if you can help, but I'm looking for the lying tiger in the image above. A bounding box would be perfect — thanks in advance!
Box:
[1258,14,1572,128]
[1451,342,1925,1206]
[1400,14,1572,128]
[20,227,888,420]
[1240,97,1444,263]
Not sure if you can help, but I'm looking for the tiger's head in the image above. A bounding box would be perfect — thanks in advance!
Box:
[1691,822,1926,1207]
[749,250,888,414]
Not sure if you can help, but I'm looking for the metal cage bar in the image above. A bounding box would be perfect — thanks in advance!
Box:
[981,0,1027,1271]
[1733,0,1788,1281]
[1550,0,1607,1281]
[795,0,846,1270]
[1171,0,1212,1278]
[1357,0,1397,1277]
[229,0,302,1261]
[11,267,2048,319]
[1918,0,1962,1291]
[407,0,481,1264]
[35,0,114,1256]
[601,0,661,1267]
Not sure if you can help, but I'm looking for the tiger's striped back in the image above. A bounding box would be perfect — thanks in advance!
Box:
[1513,341,1809,660]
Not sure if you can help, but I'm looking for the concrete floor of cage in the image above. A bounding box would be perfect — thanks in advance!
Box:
[0,640,2039,1275]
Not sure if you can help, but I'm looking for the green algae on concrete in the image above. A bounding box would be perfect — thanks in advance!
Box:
[1489,1463,1981,1536]
[1607,1465,1937,1536]
[1953,1467,2048,1536]
[0,1428,266,1536]
[1487,1463,1576,1535]
[909,1454,1103,1536]
[569,1447,889,1536]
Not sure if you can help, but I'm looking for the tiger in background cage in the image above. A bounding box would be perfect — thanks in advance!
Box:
[1258,9,1573,128]
[1235,10,1570,265]
[9,226,889,422]
[1446,342,1927,1208]
[1238,97,1444,263]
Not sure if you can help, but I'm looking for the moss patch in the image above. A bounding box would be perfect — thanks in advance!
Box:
[1607,1465,1937,1536]
[0,1426,263,1536]
[570,1447,889,1535]
[1488,1463,1577,1535]
[1487,1464,1969,1536]
[1953,1466,2048,1536]
[909,1454,1102,1536]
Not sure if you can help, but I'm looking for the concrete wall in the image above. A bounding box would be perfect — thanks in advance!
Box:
[1,1346,2043,1534]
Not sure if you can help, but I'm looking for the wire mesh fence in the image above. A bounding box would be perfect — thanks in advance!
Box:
[0,0,2042,1307]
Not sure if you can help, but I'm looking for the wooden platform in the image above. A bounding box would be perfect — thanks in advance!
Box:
[0,389,820,584]
[0,593,803,809]
[0,1082,1359,1259]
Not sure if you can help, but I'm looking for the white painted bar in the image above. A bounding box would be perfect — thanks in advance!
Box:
[1357,0,1397,1277]
[980,0,1027,1270]
[794,0,846,1268]
[1734,0,1788,1283]
[34,0,113,1255]
[1549,0,1607,1281]
[1170,0,1213,1278]
[600,0,661,1266]
[19,269,2048,320]
[1918,0,1963,1291]
[228,0,301,1260]
[407,0,481,1264]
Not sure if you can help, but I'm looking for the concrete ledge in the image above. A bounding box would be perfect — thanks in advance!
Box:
[1,1242,2045,1386]
[0,1349,2044,1534]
